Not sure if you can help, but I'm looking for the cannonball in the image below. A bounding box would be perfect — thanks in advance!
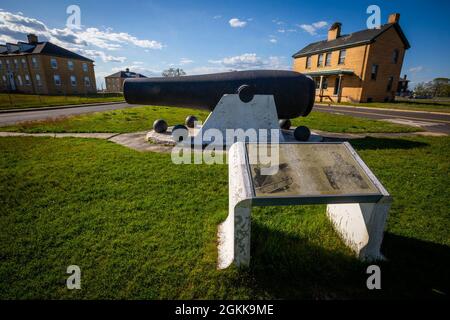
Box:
[153,119,168,133]
[185,115,198,128]
[171,124,189,142]
[279,119,291,130]
[293,126,311,141]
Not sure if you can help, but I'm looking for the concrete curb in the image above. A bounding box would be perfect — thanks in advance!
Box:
[315,103,450,116]
[0,101,126,114]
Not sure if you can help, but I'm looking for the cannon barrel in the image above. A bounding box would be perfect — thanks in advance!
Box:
[123,70,315,119]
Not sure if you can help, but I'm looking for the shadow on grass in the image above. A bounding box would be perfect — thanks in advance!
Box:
[379,232,450,299]
[349,137,429,150]
[247,223,449,299]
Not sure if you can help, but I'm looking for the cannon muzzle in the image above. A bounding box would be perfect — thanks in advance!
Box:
[124,70,315,119]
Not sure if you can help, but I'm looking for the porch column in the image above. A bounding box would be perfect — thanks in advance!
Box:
[337,74,343,103]
[319,75,324,102]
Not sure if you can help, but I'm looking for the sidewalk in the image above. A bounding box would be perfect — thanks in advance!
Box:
[315,103,450,115]
[0,129,445,154]
[0,101,125,114]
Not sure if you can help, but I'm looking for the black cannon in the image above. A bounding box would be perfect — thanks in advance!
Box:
[123,70,315,119]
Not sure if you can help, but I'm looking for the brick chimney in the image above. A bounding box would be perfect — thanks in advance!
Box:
[27,34,38,44]
[328,22,341,41]
[388,13,400,24]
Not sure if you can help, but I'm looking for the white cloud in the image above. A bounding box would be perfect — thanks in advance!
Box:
[299,20,328,35]
[409,66,423,73]
[213,15,222,19]
[111,63,159,77]
[269,38,277,44]
[180,58,194,65]
[229,18,247,28]
[0,10,163,64]
[75,48,127,63]
[312,21,328,29]
[209,53,288,70]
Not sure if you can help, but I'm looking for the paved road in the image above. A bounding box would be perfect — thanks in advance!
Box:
[1,102,449,135]
[314,104,450,134]
[0,103,142,126]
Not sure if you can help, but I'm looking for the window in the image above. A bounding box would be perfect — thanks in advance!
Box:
[14,59,19,69]
[305,56,311,69]
[70,75,77,86]
[371,64,378,80]
[0,60,2,70]
[32,57,39,68]
[68,60,74,70]
[6,60,10,70]
[25,74,31,85]
[387,76,393,91]
[51,58,58,69]
[17,75,23,86]
[317,54,324,67]
[2,75,6,82]
[21,58,27,69]
[54,74,61,86]
[36,74,42,86]
[392,49,399,64]
[84,76,91,87]
[321,77,328,89]
[338,49,346,64]
[82,63,88,72]
[325,52,332,66]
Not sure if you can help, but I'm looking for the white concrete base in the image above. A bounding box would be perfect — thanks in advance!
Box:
[193,94,284,146]
[326,197,391,261]
[218,142,253,269]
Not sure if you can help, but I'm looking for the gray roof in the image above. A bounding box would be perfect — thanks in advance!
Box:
[106,71,147,79]
[293,23,410,58]
[0,41,93,62]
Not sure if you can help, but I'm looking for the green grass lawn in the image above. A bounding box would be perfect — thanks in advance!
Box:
[322,99,450,113]
[0,136,448,299]
[0,105,420,134]
[0,93,124,110]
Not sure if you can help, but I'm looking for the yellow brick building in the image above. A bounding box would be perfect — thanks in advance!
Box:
[0,34,97,95]
[293,13,410,103]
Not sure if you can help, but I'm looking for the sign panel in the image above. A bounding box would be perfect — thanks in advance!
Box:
[246,143,381,203]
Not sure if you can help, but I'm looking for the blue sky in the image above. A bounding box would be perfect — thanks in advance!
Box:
[1,0,449,89]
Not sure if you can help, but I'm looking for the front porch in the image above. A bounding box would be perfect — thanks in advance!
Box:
[304,69,357,103]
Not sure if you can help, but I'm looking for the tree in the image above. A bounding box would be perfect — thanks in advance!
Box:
[162,68,186,77]
[431,78,449,97]
[414,78,450,97]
